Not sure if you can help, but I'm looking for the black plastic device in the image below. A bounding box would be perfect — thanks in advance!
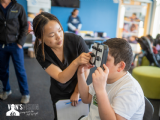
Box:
[90,43,109,70]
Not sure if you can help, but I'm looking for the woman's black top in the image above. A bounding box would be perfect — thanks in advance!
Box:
[36,33,89,103]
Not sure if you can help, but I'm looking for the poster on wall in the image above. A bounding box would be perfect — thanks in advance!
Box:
[122,21,140,43]
[122,5,147,43]
[27,0,51,42]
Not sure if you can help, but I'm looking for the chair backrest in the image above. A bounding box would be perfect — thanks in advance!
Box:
[143,97,154,120]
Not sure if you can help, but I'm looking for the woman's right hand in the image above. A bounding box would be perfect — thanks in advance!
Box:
[75,52,91,66]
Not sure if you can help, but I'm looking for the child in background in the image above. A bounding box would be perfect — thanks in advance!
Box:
[155,34,160,51]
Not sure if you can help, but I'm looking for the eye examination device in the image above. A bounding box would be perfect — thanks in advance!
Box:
[90,43,109,70]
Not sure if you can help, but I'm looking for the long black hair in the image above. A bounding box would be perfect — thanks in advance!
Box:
[33,12,64,61]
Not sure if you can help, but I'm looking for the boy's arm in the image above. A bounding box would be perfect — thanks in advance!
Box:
[77,65,92,104]
[96,90,126,120]
[70,65,90,106]
[93,65,126,120]
[70,67,91,106]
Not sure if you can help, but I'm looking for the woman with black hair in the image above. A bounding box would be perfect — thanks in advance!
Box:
[67,8,82,33]
[33,12,92,120]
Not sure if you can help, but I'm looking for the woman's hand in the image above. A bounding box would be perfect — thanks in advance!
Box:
[75,53,91,66]
[70,91,80,106]
[75,29,79,32]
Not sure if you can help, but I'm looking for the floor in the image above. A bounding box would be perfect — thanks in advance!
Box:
[0,54,160,120]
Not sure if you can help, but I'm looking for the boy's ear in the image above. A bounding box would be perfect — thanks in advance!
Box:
[117,61,126,72]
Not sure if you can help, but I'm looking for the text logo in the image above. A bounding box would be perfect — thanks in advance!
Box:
[6,104,21,116]
[11,10,18,13]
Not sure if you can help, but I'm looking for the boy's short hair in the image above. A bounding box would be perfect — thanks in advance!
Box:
[103,38,133,71]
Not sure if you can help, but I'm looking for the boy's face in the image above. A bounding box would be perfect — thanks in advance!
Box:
[105,53,120,80]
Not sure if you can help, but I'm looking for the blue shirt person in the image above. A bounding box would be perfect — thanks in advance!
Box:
[67,9,82,33]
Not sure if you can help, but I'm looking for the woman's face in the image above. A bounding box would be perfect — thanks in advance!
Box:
[73,10,79,16]
[42,20,64,49]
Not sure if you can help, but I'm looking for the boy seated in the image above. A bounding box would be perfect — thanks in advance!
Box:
[77,38,145,120]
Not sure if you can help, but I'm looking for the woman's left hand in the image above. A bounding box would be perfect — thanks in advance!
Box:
[70,92,80,106]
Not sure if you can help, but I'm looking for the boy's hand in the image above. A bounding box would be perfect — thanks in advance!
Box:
[70,92,80,106]
[92,64,109,93]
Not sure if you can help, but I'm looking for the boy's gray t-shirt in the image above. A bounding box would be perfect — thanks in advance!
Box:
[82,72,145,120]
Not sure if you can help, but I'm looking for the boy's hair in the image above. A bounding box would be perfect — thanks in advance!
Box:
[103,38,133,71]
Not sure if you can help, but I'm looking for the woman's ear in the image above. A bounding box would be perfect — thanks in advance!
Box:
[117,61,126,72]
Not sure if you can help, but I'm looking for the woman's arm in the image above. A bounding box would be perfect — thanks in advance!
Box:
[70,83,79,106]
[78,24,82,30]
[68,23,76,31]
[45,52,91,83]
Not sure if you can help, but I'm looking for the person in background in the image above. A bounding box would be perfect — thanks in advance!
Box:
[155,34,160,51]
[67,8,82,34]
[36,8,44,16]
[0,0,30,103]
[129,13,140,22]
[33,12,91,120]
[146,34,154,43]
[146,34,158,54]
[130,23,138,33]
[77,38,145,120]
[29,9,45,45]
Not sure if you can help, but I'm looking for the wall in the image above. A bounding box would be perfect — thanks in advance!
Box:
[17,0,27,14]
[17,0,119,38]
